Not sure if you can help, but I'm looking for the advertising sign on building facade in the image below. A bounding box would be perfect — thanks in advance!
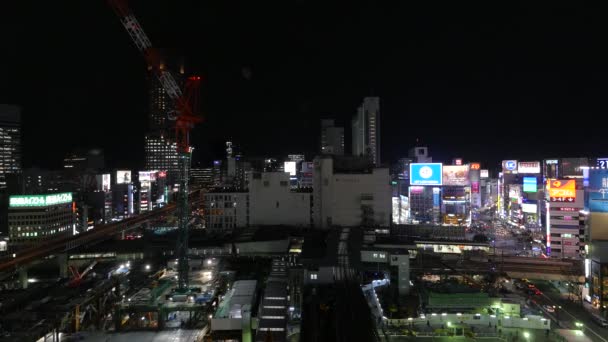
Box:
[116,170,132,184]
[442,165,469,186]
[588,169,608,213]
[410,163,443,186]
[518,161,541,174]
[502,160,518,173]
[523,177,537,193]
[547,179,576,202]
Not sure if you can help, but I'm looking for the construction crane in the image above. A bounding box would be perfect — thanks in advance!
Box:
[108,0,201,292]
[67,260,98,287]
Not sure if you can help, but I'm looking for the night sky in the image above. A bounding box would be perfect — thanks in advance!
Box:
[1,1,607,172]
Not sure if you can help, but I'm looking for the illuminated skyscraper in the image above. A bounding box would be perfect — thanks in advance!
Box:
[320,119,344,155]
[0,104,21,191]
[352,97,380,165]
[144,66,183,184]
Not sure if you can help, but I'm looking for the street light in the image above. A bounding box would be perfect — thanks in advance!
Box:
[523,331,530,339]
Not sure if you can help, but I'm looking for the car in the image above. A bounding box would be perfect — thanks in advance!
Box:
[592,314,608,328]
[543,305,555,313]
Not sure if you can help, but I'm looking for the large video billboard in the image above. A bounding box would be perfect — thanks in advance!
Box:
[523,177,537,193]
[588,169,608,212]
[284,161,297,176]
[139,171,157,183]
[521,203,537,214]
[410,163,442,186]
[116,170,132,184]
[518,161,541,174]
[102,174,111,192]
[442,165,469,186]
[547,179,576,203]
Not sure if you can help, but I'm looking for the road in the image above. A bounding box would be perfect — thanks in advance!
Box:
[80,329,205,342]
[513,280,608,342]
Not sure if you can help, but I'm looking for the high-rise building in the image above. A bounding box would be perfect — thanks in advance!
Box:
[145,133,180,184]
[190,167,214,189]
[0,104,21,191]
[63,148,104,172]
[352,97,380,165]
[320,119,344,155]
[144,66,184,185]
[148,68,183,134]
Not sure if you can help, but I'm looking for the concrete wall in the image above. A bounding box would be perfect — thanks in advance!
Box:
[249,172,312,227]
[313,156,391,228]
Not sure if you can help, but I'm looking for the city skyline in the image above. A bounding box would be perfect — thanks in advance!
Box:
[1,2,607,170]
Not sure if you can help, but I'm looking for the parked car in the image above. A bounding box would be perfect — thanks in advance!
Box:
[592,314,608,328]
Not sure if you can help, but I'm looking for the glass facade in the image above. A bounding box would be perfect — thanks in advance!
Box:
[0,105,21,191]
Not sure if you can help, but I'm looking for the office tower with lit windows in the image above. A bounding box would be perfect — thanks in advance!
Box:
[320,119,344,155]
[8,193,75,250]
[0,104,21,191]
[352,97,380,165]
[144,67,184,185]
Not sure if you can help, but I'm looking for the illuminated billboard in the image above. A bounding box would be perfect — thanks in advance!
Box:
[588,169,608,213]
[410,163,442,186]
[9,193,73,207]
[116,170,132,184]
[547,179,576,202]
[471,181,479,193]
[102,174,111,192]
[284,161,297,176]
[139,171,157,184]
[442,165,469,186]
[509,185,521,200]
[480,169,489,178]
[502,160,518,172]
[470,163,480,170]
[523,177,537,193]
[518,161,540,174]
[521,203,537,214]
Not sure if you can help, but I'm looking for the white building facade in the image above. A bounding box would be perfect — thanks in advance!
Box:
[313,156,391,229]
[249,172,313,227]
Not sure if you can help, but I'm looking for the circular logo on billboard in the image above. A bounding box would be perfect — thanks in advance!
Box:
[505,161,516,170]
[419,166,433,179]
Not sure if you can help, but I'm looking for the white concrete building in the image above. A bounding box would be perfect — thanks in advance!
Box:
[249,172,313,227]
[547,189,584,259]
[313,155,391,228]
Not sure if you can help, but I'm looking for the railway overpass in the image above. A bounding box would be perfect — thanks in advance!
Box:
[0,191,203,276]
[412,254,584,282]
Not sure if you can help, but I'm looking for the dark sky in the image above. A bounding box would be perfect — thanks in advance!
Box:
[1,1,607,172]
